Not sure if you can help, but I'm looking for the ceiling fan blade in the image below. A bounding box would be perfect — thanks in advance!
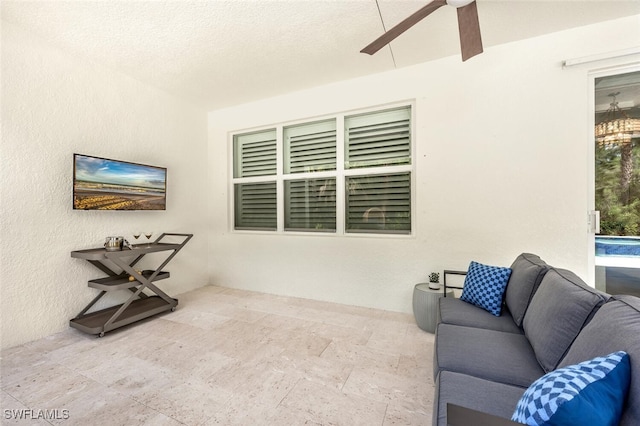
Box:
[456,1,483,61]
[361,0,447,55]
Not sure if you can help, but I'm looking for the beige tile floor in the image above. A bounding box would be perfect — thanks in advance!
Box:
[1,286,435,425]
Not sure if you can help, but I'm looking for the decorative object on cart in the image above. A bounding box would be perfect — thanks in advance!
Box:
[104,236,126,251]
[73,153,167,211]
[70,233,192,337]
[429,272,441,290]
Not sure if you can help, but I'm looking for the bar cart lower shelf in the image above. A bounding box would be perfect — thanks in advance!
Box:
[70,296,177,337]
[69,233,192,337]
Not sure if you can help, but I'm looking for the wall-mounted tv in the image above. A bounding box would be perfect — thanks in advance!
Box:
[73,154,166,210]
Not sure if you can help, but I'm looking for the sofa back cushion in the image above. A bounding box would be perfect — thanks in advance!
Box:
[505,253,550,327]
[558,295,640,426]
[523,268,608,372]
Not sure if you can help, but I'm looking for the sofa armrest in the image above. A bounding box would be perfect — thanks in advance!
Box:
[447,403,521,426]
[443,270,467,296]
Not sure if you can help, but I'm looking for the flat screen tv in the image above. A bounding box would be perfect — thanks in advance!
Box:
[73,154,166,210]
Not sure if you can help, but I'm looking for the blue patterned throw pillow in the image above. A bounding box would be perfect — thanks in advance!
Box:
[511,351,630,426]
[460,261,512,316]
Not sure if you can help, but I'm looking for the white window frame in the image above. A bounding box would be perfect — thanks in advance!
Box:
[229,101,416,237]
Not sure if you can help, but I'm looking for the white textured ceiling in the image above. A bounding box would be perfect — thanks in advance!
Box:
[2,0,639,110]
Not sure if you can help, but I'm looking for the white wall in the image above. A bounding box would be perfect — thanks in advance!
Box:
[208,16,640,314]
[2,14,638,350]
[1,22,209,349]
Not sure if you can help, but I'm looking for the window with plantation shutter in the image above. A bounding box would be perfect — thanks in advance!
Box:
[346,173,411,233]
[345,106,411,169]
[233,129,277,178]
[283,119,337,232]
[233,129,277,230]
[285,178,336,232]
[231,103,413,235]
[285,120,336,174]
[234,182,277,230]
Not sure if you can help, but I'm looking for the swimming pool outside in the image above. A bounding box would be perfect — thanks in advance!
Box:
[596,236,640,256]
[595,236,640,269]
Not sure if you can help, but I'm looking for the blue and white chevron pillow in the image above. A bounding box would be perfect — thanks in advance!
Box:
[460,261,512,316]
[511,351,630,426]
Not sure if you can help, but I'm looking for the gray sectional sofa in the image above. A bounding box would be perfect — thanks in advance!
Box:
[432,253,640,426]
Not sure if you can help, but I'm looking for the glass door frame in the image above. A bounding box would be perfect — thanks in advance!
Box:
[588,63,640,287]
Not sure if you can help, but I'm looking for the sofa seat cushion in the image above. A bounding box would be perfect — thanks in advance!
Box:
[512,351,630,426]
[434,323,544,388]
[433,370,527,426]
[558,295,640,426]
[505,253,550,327]
[438,297,523,334]
[523,268,608,373]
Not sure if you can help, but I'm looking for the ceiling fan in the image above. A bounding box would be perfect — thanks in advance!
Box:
[361,0,483,62]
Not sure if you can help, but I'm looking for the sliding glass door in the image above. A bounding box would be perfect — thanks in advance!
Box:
[593,68,640,296]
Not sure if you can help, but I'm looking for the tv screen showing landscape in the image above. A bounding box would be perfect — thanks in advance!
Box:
[73,154,166,210]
